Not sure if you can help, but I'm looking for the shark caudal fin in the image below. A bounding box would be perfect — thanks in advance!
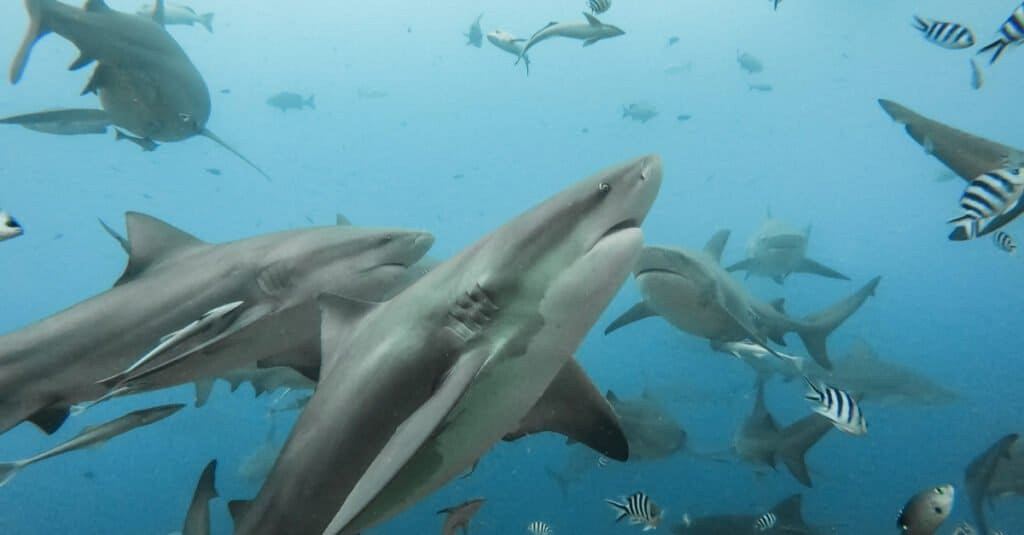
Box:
[795,276,881,369]
[775,413,834,487]
[198,12,214,33]
[10,0,54,84]
[200,128,272,181]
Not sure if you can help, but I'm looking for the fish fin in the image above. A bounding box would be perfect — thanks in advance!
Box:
[912,16,929,33]
[795,258,849,280]
[776,414,834,487]
[978,39,1009,65]
[10,0,52,84]
[0,462,23,487]
[724,258,755,273]
[200,129,272,181]
[151,0,165,26]
[796,276,881,370]
[80,65,108,95]
[604,302,656,334]
[194,459,219,501]
[321,349,489,535]
[503,357,629,461]
[582,37,600,47]
[317,294,380,375]
[114,212,206,286]
[335,213,352,226]
[583,12,602,25]
[605,499,629,522]
[194,379,215,408]
[199,12,214,33]
[703,229,730,263]
[98,217,130,254]
[227,500,253,525]
[27,405,71,435]
[68,52,95,71]
[978,198,1024,238]
[84,0,111,11]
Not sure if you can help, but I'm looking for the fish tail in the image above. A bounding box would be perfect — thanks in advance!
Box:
[912,16,929,33]
[0,462,24,487]
[795,276,881,370]
[523,55,530,76]
[10,0,55,84]
[306,95,316,110]
[604,499,629,522]
[199,12,214,33]
[978,39,1009,65]
[947,215,978,241]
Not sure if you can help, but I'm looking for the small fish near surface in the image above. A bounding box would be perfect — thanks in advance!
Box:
[804,378,867,436]
[517,13,624,65]
[589,0,611,14]
[0,108,111,135]
[0,211,24,242]
[437,498,485,535]
[993,231,1017,254]
[137,2,214,33]
[736,51,764,74]
[266,92,315,112]
[464,13,483,47]
[622,103,658,123]
[978,3,1024,64]
[0,403,183,486]
[947,167,1024,240]
[748,83,773,92]
[898,484,954,535]
[676,114,692,122]
[912,16,975,49]
[115,128,159,151]
[487,30,531,74]
[606,491,662,531]
[970,58,984,90]
[527,521,553,535]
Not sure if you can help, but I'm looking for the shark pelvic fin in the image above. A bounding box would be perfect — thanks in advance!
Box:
[27,405,71,435]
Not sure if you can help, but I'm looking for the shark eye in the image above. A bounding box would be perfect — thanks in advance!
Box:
[934,487,944,494]
[598,182,611,193]
[934,507,944,515]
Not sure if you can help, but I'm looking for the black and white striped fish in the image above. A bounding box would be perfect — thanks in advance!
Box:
[979,3,1024,64]
[948,168,1024,240]
[913,16,975,49]
[588,0,611,15]
[527,520,553,535]
[606,492,662,530]
[804,378,867,436]
[993,231,1017,254]
[754,511,778,531]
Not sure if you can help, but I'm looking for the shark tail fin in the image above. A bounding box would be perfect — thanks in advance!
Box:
[0,462,24,487]
[10,0,52,84]
[306,95,316,110]
[543,466,571,500]
[199,12,214,33]
[795,276,881,370]
[200,128,272,182]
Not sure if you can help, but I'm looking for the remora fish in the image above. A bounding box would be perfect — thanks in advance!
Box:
[437,498,485,535]
[0,212,432,435]
[669,494,815,535]
[0,403,183,486]
[964,433,1019,535]
[0,108,110,135]
[464,13,483,48]
[604,230,880,369]
[517,13,624,64]
[115,128,159,151]
[229,155,662,534]
[712,340,807,381]
[898,485,954,535]
[725,216,849,284]
[137,2,214,33]
[181,460,218,535]
[9,0,270,179]
[486,30,531,74]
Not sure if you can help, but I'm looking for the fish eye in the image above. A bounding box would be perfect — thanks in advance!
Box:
[934,507,944,514]
[935,487,944,494]
[178,112,192,123]
[598,182,611,193]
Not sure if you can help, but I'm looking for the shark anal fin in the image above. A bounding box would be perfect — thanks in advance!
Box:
[604,302,656,335]
[115,212,206,286]
[503,357,629,461]
[795,258,850,280]
[27,405,71,435]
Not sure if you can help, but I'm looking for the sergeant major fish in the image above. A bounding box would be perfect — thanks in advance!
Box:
[527,521,553,535]
[979,3,1024,64]
[589,0,611,14]
[993,231,1017,254]
[0,211,24,242]
[753,511,776,531]
[948,168,1024,240]
[804,379,867,436]
[912,16,975,49]
[606,492,662,530]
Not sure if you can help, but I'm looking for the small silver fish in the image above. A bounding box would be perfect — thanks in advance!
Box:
[0,210,23,242]
[970,58,984,90]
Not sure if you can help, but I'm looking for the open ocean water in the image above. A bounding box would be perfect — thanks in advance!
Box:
[0,0,1021,533]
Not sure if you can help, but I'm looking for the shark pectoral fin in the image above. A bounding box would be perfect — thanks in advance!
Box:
[318,294,381,374]
[115,212,206,286]
[795,258,850,280]
[194,378,215,408]
[582,38,600,47]
[27,405,71,435]
[503,358,629,461]
[703,230,730,263]
[604,302,656,335]
[68,53,95,72]
[724,258,754,273]
[322,350,488,535]
[777,414,834,487]
[9,0,52,84]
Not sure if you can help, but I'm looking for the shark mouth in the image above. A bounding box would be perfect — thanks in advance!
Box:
[591,219,639,251]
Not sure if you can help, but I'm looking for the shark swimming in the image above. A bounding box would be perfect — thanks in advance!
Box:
[7,0,270,179]
[604,230,881,369]
[964,433,1021,535]
[725,216,850,284]
[229,154,662,535]
[0,212,433,436]
[516,13,624,65]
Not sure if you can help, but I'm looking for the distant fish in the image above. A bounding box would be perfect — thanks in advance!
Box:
[204,168,222,176]
[220,89,231,94]
[266,92,316,112]
[993,231,1017,254]
[589,0,611,14]
[912,16,975,49]
[597,455,610,467]
[465,13,483,47]
[979,3,1024,64]
[622,103,658,123]
[970,58,984,90]
[663,62,693,75]
[115,129,159,152]
[898,485,954,535]
[667,36,679,47]
[804,378,867,435]
[753,511,777,531]
[948,168,1024,240]
[486,29,531,74]
[138,2,214,33]
[737,51,764,74]
[749,83,773,92]
[527,521,553,535]
[606,492,662,530]
[357,88,389,99]
[676,114,692,122]
[0,211,24,242]
[437,499,485,535]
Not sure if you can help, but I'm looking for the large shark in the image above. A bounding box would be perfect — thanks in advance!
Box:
[670,494,820,535]
[725,216,849,284]
[229,154,662,534]
[7,0,269,178]
[732,380,834,487]
[516,13,624,64]
[605,390,687,460]
[0,212,432,435]
[604,230,880,369]
[964,433,1021,535]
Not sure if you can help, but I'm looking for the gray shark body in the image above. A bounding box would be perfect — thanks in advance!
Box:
[965,433,1021,535]
[230,155,662,534]
[726,217,849,284]
[605,230,880,369]
[517,13,624,64]
[0,212,432,435]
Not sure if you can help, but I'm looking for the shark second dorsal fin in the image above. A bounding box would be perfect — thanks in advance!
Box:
[704,229,730,263]
[114,212,206,286]
[504,358,629,461]
[84,0,111,12]
[583,12,601,25]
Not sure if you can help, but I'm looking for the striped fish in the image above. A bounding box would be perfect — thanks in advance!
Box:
[771,0,781,11]
[606,492,662,530]
[588,0,611,15]
[527,520,553,535]
[979,3,1024,63]
[993,231,1017,254]
[913,16,975,49]
[948,168,1024,240]
[597,455,610,467]
[804,378,867,435]
[754,511,777,531]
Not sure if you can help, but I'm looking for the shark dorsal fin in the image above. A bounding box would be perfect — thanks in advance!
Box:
[336,213,353,226]
[703,229,730,263]
[583,12,601,25]
[115,212,205,286]
[152,0,166,26]
[317,294,380,374]
[84,0,111,12]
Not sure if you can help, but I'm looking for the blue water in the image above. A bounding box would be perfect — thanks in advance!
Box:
[0,0,1021,533]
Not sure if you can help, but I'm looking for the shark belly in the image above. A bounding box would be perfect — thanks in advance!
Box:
[637,273,742,340]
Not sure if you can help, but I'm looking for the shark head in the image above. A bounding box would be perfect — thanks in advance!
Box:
[632,244,725,328]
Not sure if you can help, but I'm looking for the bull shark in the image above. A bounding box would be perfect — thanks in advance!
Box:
[0,212,432,435]
[725,216,849,284]
[486,30,531,74]
[964,433,1021,535]
[8,0,270,179]
[229,154,662,534]
[0,108,111,135]
[437,498,485,535]
[605,390,687,460]
[670,494,820,535]
[516,13,624,65]
[604,230,881,369]
[732,380,834,487]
